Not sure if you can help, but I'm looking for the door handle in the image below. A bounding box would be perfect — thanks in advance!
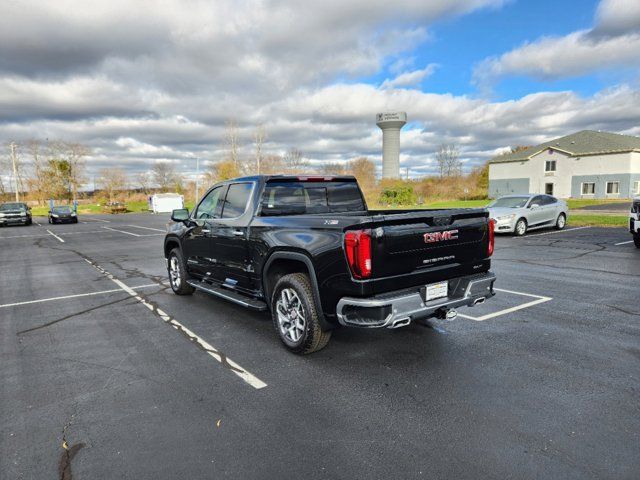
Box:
[232,230,244,236]
[202,229,211,234]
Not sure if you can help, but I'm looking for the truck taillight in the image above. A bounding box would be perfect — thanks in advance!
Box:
[344,229,372,279]
[488,219,495,256]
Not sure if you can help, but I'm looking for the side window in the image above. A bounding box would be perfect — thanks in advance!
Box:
[541,196,556,206]
[529,195,544,207]
[221,183,253,218]
[195,186,224,219]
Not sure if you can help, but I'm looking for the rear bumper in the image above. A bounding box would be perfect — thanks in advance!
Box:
[336,271,496,328]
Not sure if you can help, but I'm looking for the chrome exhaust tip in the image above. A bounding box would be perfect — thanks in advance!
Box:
[388,317,411,329]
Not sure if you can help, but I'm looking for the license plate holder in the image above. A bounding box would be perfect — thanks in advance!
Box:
[425,281,448,301]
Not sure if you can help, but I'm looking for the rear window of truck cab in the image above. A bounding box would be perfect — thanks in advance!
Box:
[260,179,365,215]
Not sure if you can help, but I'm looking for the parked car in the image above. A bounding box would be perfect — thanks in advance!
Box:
[630,197,640,248]
[164,175,496,354]
[0,202,32,226]
[488,194,568,236]
[48,205,78,224]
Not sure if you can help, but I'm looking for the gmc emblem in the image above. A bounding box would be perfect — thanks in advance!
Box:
[424,229,459,243]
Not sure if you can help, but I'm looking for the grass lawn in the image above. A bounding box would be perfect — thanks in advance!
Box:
[26,198,629,228]
[568,214,629,227]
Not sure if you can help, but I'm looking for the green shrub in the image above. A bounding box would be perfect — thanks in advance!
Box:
[379,184,417,206]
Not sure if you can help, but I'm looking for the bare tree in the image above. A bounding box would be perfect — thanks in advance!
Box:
[99,167,128,202]
[47,141,89,199]
[283,148,307,173]
[260,155,284,174]
[225,120,240,167]
[136,171,153,194]
[349,157,376,191]
[26,140,49,205]
[321,162,346,175]
[151,162,177,192]
[436,144,461,177]
[253,124,266,174]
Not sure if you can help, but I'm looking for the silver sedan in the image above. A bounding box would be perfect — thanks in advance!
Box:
[488,194,569,236]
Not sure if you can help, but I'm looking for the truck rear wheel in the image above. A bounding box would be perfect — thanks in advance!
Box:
[634,234,640,248]
[271,273,331,354]
[168,248,195,295]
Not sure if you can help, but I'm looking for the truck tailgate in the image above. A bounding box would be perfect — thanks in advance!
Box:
[367,209,490,290]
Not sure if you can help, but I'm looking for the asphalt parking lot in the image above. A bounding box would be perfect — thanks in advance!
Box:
[1,214,638,479]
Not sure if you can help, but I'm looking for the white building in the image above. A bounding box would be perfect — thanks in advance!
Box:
[488,130,640,199]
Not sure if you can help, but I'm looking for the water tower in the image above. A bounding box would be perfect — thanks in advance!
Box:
[376,112,407,178]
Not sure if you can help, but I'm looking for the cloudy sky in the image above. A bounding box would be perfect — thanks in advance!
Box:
[1,0,640,180]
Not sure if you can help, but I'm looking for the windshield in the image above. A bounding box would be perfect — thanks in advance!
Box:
[489,197,529,208]
[52,206,72,213]
[0,203,26,211]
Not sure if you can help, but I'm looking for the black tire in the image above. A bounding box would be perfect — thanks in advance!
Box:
[555,213,566,230]
[167,248,195,295]
[514,218,527,236]
[634,234,640,249]
[26,218,32,226]
[73,218,78,224]
[271,273,331,355]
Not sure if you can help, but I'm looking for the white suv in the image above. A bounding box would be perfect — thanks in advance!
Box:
[631,197,640,248]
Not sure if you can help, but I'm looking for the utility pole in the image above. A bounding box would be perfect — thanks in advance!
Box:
[10,142,19,202]
[195,157,200,202]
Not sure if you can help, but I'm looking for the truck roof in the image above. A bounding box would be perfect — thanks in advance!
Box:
[231,174,357,182]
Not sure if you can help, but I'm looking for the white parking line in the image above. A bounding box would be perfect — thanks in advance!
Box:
[102,226,143,237]
[46,229,65,243]
[83,258,267,390]
[520,226,591,238]
[124,224,166,232]
[102,226,163,237]
[0,284,159,308]
[614,240,633,245]
[458,287,552,321]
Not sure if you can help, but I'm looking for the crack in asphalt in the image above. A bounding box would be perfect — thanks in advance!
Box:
[16,296,132,335]
[58,415,85,480]
[84,257,247,375]
[605,304,640,317]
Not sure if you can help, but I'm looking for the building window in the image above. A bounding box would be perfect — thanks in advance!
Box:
[545,160,556,172]
[545,183,554,195]
[634,181,640,195]
[581,183,595,195]
[606,181,620,195]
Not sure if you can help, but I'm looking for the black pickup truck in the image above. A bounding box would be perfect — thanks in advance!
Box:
[164,175,496,354]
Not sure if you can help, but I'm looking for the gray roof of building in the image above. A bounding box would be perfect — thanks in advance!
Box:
[489,130,640,164]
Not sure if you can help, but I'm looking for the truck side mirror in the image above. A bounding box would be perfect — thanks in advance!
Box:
[171,208,189,222]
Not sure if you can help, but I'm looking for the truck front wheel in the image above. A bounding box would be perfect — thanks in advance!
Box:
[168,248,195,295]
[271,273,331,354]
[634,233,640,249]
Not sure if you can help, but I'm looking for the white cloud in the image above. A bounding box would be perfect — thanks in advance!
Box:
[0,0,638,180]
[473,0,640,86]
[381,64,438,89]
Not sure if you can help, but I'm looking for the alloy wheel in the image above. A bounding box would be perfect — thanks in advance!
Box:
[276,288,306,343]
[557,214,566,229]
[169,255,181,288]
